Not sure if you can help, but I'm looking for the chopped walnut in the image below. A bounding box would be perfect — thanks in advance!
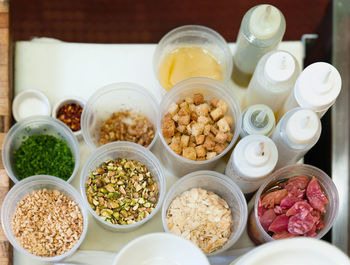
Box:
[166,188,233,254]
[12,189,83,257]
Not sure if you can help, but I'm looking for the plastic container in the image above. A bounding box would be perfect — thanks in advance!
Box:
[157,77,241,177]
[113,233,210,265]
[153,25,233,92]
[245,50,300,113]
[2,115,80,183]
[272,108,321,169]
[80,141,166,232]
[232,237,350,265]
[225,135,278,194]
[81,82,158,150]
[279,62,342,119]
[247,164,339,245]
[240,104,276,138]
[52,96,86,140]
[232,5,286,87]
[162,170,248,256]
[1,175,89,262]
[12,89,51,122]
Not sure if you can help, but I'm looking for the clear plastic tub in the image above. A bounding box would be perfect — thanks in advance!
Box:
[80,141,166,232]
[248,164,339,245]
[2,115,80,183]
[161,170,248,256]
[153,25,233,93]
[1,175,89,262]
[81,82,159,150]
[157,77,241,176]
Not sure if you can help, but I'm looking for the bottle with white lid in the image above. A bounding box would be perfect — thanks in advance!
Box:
[245,50,300,114]
[232,4,286,87]
[241,104,276,138]
[225,135,278,194]
[279,62,342,119]
[272,108,321,169]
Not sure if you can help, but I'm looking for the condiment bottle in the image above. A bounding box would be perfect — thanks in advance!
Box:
[279,62,342,119]
[225,135,278,194]
[272,108,321,169]
[245,50,300,114]
[241,104,276,138]
[232,4,286,87]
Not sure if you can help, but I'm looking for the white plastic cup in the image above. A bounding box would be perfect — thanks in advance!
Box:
[81,82,159,150]
[248,164,339,245]
[157,77,242,177]
[80,141,166,232]
[2,115,80,183]
[153,25,233,93]
[1,175,89,262]
[232,237,350,265]
[225,135,278,194]
[162,170,248,256]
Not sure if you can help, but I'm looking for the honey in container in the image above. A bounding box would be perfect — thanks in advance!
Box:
[158,46,223,91]
[154,25,233,92]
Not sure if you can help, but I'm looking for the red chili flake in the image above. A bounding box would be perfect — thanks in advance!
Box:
[57,103,83,132]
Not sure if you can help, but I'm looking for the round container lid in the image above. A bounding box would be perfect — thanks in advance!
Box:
[286,109,320,145]
[264,51,296,83]
[249,5,281,39]
[294,62,342,112]
[233,135,278,179]
[241,104,275,137]
[234,237,350,265]
[12,89,51,122]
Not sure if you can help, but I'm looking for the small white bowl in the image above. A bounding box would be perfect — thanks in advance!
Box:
[12,89,51,122]
[52,96,86,139]
[113,233,210,265]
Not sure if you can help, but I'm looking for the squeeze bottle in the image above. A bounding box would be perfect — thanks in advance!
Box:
[245,50,300,114]
[240,104,276,138]
[272,108,321,169]
[232,4,286,87]
[225,135,278,194]
[279,62,342,119]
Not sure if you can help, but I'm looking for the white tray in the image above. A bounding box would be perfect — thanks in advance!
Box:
[13,39,303,265]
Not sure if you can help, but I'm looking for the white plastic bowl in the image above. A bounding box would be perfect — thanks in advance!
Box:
[1,175,89,262]
[113,233,210,265]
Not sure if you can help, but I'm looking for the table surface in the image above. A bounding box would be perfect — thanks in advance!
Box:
[12,40,303,265]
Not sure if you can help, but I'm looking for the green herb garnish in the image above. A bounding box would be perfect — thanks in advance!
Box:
[14,135,75,180]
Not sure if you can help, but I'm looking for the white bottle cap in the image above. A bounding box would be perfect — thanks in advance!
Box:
[233,135,278,179]
[241,104,276,137]
[249,5,281,39]
[294,62,342,112]
[264,51,296,83]
[286,109,320,145]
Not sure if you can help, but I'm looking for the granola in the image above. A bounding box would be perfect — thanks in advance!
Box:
[166,188,233,253]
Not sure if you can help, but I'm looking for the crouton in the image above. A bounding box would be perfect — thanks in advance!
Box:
[185,96,194,104]
[195,135,205,145]
[217,99,229,114]
[168,103,179,116]
[210,97,219,107]
[217,117,230,132]
[214,143,226,154]
[203,134,215,151]
[226,132,234,142]
[215,131,228,143]
[223,115,233,125]
[196,103,210,116]
[170,142,181,155]
[210,125,219,135]
[210,108,224,121]
[178,115,190,126]
[195,145,206,157]
[193,93,205,105]
[162,119,175,138]
[177,125,186,133]
[203,124,211,135]
[197,116,210,125]
[206,152,217,160]
[191,123,204,136]
[182,147,197,160]
[180,135,190,148]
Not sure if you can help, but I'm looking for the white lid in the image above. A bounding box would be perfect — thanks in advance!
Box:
[241,104,275,137]
[12,89,51,122]
[294,62,342,112]
[264,51,296,83]
[286,109,320,145]
[249,5,281,39]
[234,237,350,265]
[233,135,278,179]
